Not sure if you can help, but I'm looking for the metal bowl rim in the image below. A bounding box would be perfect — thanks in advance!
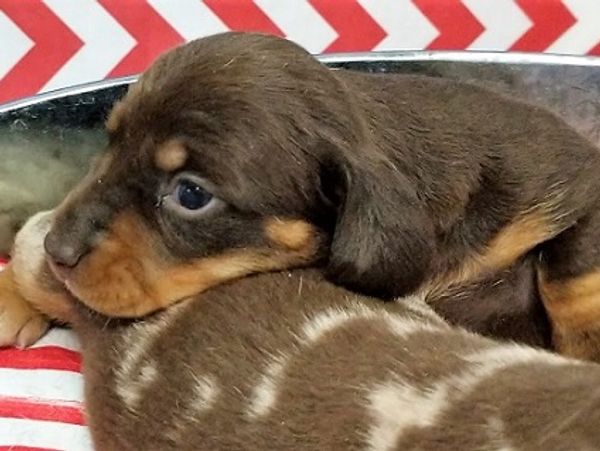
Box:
[2,49,600,114]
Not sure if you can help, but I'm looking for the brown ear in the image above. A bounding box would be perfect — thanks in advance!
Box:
[324,159,435,299]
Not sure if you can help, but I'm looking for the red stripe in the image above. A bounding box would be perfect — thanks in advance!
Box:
[0,397,85,425]
[414,0,484,50]
[589,43,600,56]
[0,0,83,103]
[0,447,59,451]
[99,0,185,77]
[0,346,81,372]
[205,0,284,36]
[511,0,576,52]
[309,0,386,52]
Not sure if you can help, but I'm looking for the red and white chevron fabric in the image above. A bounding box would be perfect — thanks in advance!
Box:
[0,0,599,104]
[0,260,91,451]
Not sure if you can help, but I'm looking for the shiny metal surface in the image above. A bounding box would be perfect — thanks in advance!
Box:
[1,50,600,142]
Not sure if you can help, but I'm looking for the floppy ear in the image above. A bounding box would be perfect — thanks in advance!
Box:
[324,158,436,300]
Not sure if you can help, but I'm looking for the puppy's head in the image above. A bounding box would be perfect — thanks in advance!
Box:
[44,32,433,317]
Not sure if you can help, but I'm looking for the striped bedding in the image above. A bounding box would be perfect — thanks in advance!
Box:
[0,258,91,451]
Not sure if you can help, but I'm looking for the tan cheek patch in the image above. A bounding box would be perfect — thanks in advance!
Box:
[264,218,316,251]
[152,246,319,311]
[154,139,188,172]
[67,214,322,318]
[427,212,556,295]
[150,219,321,311]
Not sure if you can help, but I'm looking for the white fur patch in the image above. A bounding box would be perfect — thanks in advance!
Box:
[466,344,578,368]
[191,373,219,413]
[244,302,441,420]
[165,373,220,442]
[301,303,443,345]
[247,353,289,419]
[116,360,159,408]
[446,345,570,402]
[115,318,168,410]
[139,361,158,385]
[485,416,516,451]
[365,343,572,450]
[114,301,189,410]
[301,304,375,343]
[366,381,449,451]
[383,315,445,337]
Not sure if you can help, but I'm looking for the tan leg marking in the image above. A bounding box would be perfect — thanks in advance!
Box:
[427,212,556,296]
[538,270,600,331]
[537,269,600,360]
[0,265,50,348]
[0,210,73,348]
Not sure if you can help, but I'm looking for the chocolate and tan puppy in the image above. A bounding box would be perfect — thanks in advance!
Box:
[1,32,600,359]
[6,211,600,450]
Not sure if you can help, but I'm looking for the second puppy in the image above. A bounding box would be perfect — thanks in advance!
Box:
[4,211,600,450]
[3,32,600,359]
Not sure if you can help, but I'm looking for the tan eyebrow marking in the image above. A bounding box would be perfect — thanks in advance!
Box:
[154,139,188,172]
[264,218,316,251]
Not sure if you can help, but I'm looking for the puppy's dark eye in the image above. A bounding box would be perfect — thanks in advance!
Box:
[161,173,223,218]
[176,179,213,210]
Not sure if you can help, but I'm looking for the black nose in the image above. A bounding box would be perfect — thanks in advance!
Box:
[44,230,89,268]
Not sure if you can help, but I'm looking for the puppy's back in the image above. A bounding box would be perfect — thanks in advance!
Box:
[77,270,600,450]
[337,69,600,222]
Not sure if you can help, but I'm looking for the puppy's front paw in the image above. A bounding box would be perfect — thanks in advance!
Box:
[0,268,49,348]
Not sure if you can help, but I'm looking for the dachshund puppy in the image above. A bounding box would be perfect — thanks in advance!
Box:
[2,32,600,359]
[5,211,600,450]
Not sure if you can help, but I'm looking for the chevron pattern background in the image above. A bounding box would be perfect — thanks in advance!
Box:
[1,2,600,449]
[1,0,599,104]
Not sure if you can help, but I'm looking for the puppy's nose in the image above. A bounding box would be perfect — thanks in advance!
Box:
[44,230,89,268]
